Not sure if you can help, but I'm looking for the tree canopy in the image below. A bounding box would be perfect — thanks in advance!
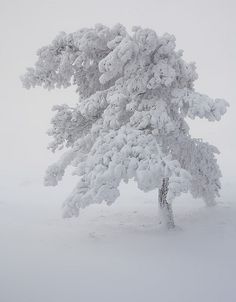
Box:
[22,24,228,218]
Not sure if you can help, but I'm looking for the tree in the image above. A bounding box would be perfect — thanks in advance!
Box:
[21,24,228,229]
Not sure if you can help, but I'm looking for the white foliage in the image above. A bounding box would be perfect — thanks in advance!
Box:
[172,88,228,121]
[22,24,228,218]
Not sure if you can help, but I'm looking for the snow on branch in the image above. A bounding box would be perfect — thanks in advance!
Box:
[22,24,229,218]
[172,88,229,121]
[63,127,191,217]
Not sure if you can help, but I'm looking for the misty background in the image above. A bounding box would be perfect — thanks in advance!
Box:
[1,0,235,205]
[0,1,236,301]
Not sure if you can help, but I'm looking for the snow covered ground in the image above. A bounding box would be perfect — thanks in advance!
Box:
[1,179,236,302]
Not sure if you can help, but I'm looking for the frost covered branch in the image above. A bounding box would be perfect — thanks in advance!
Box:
[22,24,228,223]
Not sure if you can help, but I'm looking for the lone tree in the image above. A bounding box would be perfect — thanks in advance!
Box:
[22,24,228,229]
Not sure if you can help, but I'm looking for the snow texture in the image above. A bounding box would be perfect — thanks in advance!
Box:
[21,24,228,217]
[1,181,236,302]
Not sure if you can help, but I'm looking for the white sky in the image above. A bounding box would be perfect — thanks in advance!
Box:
[0,0,235,203]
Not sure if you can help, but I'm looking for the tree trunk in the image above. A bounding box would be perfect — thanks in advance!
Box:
[158,178,175,229]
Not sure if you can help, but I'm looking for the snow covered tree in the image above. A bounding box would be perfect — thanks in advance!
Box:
[21,24,228,229]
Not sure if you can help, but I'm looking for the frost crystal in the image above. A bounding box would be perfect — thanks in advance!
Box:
[22,24,228,218]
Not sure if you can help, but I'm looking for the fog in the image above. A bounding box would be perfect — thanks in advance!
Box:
[0,1,236,301]
[1,0,235,195]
